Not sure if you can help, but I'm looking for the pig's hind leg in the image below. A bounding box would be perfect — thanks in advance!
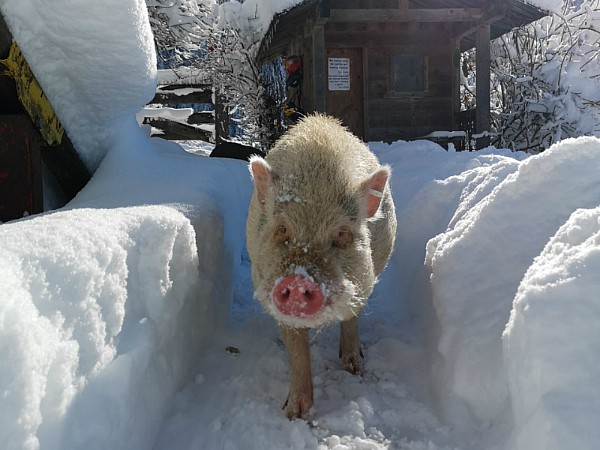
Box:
[339,316,364,375]
[279,325,313,419]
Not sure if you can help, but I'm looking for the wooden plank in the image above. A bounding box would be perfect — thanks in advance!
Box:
[327,19,453,34]
[0,115,43,222]
[146,118,213,142]
[41,136,91,200]
[325,29,454,48]
[214,90,228,144]
[187,111,214,125]
[320,0,332,21]
[325,47,364,139]
[158,84,211,91]
[330,8,482,23]
[363,47,370,141]
[0,14,21,113]
[368,125,441,142]
[151,89,212,105]
[366,97,453,137]
[368,98,452,117]
[475,23,491,148]
[451,40,461,127]
[312,25,326,112]
[2,42,64,146]
[0,12,11,55]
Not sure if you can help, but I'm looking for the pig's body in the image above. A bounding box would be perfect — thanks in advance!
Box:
[246,114,396,419]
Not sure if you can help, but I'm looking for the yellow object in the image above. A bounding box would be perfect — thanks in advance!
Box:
[1,41,63,146]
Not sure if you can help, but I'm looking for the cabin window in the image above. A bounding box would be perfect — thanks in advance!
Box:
[390,55,427,93]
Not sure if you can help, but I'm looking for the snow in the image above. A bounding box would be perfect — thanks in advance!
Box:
[139,106,194,122]
[213,0,302,37]
[0,205,216,450]
[1,0,600,449]
[425,137,600,435]
[529,0,564,13]
[504,206,600,449]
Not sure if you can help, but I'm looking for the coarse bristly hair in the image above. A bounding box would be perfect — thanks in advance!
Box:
[246,114,397,328]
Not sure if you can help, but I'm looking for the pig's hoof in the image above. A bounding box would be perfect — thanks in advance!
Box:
[283,395,313,420]
[341,351,364,376]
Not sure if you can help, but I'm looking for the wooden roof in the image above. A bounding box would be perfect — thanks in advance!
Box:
[411,0,549,49]
[257,0,548,61]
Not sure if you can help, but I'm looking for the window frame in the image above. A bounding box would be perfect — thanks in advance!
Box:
[387,54,429,97]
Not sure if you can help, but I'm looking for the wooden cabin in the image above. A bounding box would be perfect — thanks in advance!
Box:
[258,0,547,148]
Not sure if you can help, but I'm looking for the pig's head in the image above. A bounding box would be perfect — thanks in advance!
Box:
[247,153,390,329]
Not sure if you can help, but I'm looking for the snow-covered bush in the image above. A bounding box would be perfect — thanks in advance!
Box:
[146,0,212,68]
[146,0,287,148]
[204,18,286,147]
[461,0,600,152]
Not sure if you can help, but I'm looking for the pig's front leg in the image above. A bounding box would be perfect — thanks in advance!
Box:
[279,325,313,419]
[339,316,364,375]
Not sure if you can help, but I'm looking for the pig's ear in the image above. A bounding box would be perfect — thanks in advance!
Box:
[249,155,274,209]
[359,166,390,218]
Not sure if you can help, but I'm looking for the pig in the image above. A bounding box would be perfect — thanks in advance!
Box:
[246,114,397,419]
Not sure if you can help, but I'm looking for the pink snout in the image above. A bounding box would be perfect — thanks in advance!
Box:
[272,274,324,317]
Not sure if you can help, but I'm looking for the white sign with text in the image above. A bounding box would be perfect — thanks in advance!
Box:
[328,57,350,91]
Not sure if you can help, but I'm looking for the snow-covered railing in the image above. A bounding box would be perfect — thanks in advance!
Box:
[418,130,468,151]
[140,83,215,142]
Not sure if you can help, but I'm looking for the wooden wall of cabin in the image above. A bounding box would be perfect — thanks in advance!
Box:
[324,20,456,142]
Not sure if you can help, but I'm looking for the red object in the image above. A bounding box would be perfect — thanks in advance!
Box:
[273,274,324,317]
[284,55,301,75]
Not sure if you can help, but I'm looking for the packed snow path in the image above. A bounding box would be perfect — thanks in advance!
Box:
[153,264,461,450]
[152,142,462,449]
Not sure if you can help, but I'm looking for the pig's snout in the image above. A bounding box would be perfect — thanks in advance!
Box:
[273,274,324,317]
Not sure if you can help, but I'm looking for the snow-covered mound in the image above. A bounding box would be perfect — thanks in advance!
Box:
[505,205,600,449]
[0,205,220,450]
[426,137,600,446]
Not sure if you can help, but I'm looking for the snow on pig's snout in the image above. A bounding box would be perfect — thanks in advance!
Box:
[272,273,324,317]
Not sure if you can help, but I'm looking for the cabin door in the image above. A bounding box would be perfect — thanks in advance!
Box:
[325,48,364,139]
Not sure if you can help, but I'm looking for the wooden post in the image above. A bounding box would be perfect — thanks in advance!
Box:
[214,88,229,145]
[451,40,461,135]
[0,115,43,221]
[41,138,90,200]
[475,23,491,148]
[312,25,326,113]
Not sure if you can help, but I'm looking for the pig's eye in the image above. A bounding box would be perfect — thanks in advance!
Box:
[275,224,290,244]
[332,226,353,249]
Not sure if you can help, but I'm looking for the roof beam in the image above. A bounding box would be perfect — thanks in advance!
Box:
[329,8,483,23]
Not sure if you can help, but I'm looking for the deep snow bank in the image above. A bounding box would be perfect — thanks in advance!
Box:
[426,137,600,446]
[370,140,527,322]
[504,206,600,449]
[0,204,223,450]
